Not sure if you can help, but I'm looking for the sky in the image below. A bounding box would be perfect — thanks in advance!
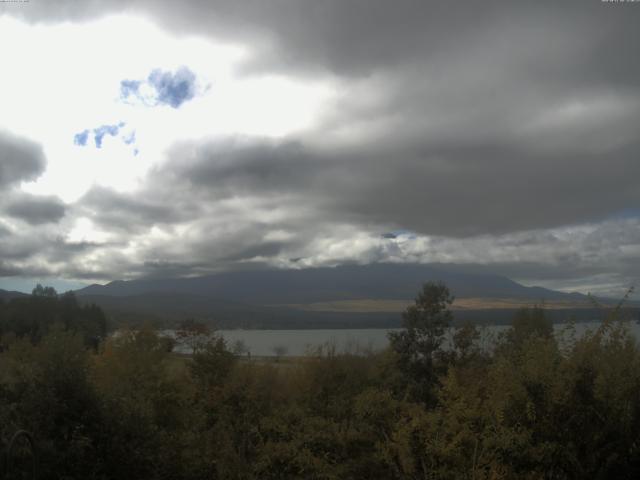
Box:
[0,0,639,297]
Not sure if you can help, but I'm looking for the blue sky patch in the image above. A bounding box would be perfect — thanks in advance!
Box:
[119,66,198,108]
[122,130,136,145]
[120,79,141,99]
[93,122,125,148]
[73,129,89,146]
[610,208,640,220]
[382,229,417,240]
[74,123,138,153]
[148,67,196,108]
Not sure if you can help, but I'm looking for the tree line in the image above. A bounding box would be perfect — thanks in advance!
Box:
[0,282,639,479]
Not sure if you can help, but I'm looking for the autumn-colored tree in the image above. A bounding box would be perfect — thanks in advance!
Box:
[175,318,212,354]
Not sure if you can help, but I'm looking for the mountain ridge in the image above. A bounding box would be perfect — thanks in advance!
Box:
[0,289,29,301]
[76,263,588,304]
[72,264,635,328]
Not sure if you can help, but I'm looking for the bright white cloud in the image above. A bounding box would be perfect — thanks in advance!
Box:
[0,14,335,202]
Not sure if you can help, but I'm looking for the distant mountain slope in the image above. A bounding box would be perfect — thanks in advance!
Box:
[77,292,401,329]
[81,289,624,329]
[73,264,640,328]
[77,263,588,304]
[0,289,29,301]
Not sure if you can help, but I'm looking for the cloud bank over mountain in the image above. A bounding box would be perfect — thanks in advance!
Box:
[0,1,638,296]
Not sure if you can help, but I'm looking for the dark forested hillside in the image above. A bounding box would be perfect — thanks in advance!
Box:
[1,282,639,479]
[0,285,107,346]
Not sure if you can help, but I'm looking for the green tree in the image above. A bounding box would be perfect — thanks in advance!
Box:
[190,335,236,391]
[31,284,57,297]
[0,327,103,479]
[0,286,107,346]
[388,281,454,404]
[452,321,482,365]
[504,305,553,350]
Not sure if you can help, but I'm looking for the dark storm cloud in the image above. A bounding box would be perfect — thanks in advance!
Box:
[160,138,313,198]
[2,1,639,294]
[157,132,640,237]
[0,261,22,277]
[79,185,188,231]
[0,232,47,261]
[223,242,288,262]
[342,139,640,236]
[4,193,66,225]
[74,132,634,290]
[5,1,638,79]
[0,130,46,186]
[102,0,638,238]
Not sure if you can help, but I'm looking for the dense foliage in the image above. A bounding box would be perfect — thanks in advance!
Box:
[0,285,107,348]
[0,283,639,479]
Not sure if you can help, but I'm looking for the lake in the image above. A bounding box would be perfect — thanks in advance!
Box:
[179,321,640,356]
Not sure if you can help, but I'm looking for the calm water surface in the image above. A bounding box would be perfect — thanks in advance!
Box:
[203,321,640,357]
